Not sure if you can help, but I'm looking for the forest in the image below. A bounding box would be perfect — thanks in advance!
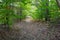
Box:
[0,0,60,40]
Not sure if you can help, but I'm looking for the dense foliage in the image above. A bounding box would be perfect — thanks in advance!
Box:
[0,0,60,27]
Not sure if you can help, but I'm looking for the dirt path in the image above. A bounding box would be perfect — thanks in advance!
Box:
[13,21,49,40]
[0,21,60,40]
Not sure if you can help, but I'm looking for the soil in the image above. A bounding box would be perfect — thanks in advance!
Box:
[0,21,60,40]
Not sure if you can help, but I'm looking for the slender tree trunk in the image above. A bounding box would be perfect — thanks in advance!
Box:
[45,0,50,21]
[56,0,60,8]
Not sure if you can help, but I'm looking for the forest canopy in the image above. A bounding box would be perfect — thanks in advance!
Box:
[0,0,60,27]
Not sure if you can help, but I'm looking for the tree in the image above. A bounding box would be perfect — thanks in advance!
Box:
[0,0,17,30]
[41,0,50,21]
[44,0,50,21]
[56,0,60,8]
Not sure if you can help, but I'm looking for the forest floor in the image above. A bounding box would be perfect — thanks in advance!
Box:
[0,19,60,40]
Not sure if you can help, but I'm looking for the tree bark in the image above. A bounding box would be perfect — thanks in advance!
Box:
[56,0,60,8]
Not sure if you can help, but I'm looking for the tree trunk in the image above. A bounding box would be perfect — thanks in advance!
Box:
[56,0,60,8]
[45,0,50,21]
